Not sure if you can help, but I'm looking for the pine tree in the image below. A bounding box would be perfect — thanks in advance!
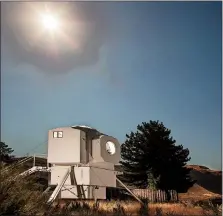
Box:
[120,120,195,192]
[0,141,14,164]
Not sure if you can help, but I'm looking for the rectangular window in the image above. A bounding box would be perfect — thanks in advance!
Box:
[58,131,63,138]
[53,131,58,138]
[53,131,63,138]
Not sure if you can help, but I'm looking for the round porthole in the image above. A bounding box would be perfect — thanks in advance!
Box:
[106,141,116,155]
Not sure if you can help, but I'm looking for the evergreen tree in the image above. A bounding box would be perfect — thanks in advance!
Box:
[0,141,14,164]
[120,121,195,192]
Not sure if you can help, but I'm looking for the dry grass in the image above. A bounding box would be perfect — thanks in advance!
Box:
[58,200,222,216]
[148,203,206,215]
[95,201,200,214]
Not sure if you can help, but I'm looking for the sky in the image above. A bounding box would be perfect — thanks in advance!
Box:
[1,2,222,170]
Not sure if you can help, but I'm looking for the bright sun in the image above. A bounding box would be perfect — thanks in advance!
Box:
[15,3,85,53]
[40,13,59,31]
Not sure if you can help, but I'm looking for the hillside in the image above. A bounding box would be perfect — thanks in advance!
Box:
[186,165,222,195]
[178,165,222,203]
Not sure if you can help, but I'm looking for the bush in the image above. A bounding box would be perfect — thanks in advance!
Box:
[0,163,48,215]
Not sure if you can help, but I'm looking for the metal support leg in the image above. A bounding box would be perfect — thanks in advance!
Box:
[116,177,143,204]
[70,166,83,198]
[47,167,71,204]
[80,185,86,199]
[70,166,86,199]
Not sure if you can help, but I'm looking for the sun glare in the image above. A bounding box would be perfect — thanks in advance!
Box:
[15,3,85,54]
[40,13,59,31]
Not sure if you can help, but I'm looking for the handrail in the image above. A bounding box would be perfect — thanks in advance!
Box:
[2,153,48,174]
[2,156,34,173]
[19,166,51,177]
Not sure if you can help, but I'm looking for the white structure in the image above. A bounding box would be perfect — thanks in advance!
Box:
[47,125,121,201]
[17,125,142,204]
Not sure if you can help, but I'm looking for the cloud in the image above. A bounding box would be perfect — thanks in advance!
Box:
[1,2,109,74]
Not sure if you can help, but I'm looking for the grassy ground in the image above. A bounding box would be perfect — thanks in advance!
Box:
[56,200,222,216]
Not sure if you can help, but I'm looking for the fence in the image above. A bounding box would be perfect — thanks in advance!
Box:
[132,189,178,203]
[107,187,178,203]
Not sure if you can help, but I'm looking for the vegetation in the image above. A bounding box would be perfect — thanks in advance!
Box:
[120,121,196,192]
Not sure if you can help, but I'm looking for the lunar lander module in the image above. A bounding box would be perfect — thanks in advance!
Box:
[16,125,141,204]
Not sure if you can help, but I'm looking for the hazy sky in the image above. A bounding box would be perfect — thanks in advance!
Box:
[1,2,221,170]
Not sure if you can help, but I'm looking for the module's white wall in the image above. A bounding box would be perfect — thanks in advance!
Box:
[50,166,90,186]
[61,186,89,199]
[60,186,106,199]
[72,167,90,185]
[80,130,88,164]
[48,127,84,164]
[94,187,106,199]
[89,161,115,170]
[92,139,102,162]
[90,167,116,188]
